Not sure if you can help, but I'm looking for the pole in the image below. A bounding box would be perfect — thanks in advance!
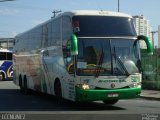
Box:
[118,0,120,12]
[52,10,61,18]
[151,32,154,48]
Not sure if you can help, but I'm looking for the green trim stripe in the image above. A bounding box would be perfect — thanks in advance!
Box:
[76,87,141,102]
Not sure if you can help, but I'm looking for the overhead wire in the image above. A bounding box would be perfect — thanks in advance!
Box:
[0,0,16,2]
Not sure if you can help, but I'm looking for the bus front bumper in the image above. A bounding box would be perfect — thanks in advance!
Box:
[75,87,141,102]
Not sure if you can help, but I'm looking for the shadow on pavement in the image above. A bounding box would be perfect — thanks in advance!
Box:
[0,89,125,111]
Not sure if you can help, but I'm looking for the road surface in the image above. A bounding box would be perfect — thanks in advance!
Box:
[0,81,159,120]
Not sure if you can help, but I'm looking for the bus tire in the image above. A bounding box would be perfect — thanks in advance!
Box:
[103,99,118,105]
[23,75,28,95]
[0,74,3,81]
[0,72,5,81]
[54,79,62,100]
[19,75,24,92]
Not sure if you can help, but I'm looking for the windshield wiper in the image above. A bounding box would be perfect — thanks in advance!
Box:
[116,55,130,76]
[113,47,130,76]
[95,46,104,77]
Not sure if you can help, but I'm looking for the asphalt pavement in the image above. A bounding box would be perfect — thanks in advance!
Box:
[141,89,160,101]
[0,81,160,120]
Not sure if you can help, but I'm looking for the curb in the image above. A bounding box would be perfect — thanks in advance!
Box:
[140,96,160,101]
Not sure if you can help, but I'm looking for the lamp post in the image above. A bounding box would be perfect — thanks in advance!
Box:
[118,0,120,12]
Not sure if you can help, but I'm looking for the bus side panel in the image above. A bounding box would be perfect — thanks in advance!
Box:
[0,60,13,80]
[13,14,76,101]
[13,52,70,98]
[41,47,76,101]
[13,54,43,91]
[13,55,25,85]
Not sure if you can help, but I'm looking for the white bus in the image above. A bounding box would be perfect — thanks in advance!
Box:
[0,49,13,80]
[13,10,153,105]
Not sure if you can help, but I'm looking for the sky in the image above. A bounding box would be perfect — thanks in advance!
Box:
[0,0,160,45]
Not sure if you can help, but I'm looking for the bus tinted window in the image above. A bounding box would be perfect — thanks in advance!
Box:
[0,52,6,60]
[7,53,12,60]
[0,52,12,60]
[72,16,137,37]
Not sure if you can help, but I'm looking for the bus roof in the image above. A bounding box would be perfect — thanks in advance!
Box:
[0,48,12,53]
[63,10,132,18]
[16,10,132,37]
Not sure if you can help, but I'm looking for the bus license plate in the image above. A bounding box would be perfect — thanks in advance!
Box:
[108,93,119,97]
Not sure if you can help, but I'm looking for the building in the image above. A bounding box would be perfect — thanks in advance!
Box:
[0,38,14,50]
[133,15,152,49]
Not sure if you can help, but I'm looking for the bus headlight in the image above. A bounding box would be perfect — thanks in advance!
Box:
[82,84,90,90]
[77,84,95,90]
[129,82,141,88]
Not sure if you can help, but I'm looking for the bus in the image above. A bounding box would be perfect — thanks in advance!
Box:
[0,49,13,80]
[13,10,153,105]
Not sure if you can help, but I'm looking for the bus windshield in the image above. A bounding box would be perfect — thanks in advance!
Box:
[76,38,141,76]
[72,16,137,37]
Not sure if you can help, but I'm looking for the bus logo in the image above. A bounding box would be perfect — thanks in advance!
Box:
[111,83,115,88]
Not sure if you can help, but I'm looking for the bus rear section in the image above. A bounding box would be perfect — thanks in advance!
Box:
[0,49,13,81]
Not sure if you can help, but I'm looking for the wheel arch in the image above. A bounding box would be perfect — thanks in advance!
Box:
[0,71,6,80]
[19,74,23,86]
[54,77,63,97]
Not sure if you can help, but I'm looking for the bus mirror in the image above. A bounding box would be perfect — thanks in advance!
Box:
[137,35,153,55]
[70,34,78,55]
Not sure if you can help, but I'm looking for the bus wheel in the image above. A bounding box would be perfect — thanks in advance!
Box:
[0,73,5,81]
[19,75,24,92]
[23,75,28,94]
[103,99,118,105]
[54,79,62,100]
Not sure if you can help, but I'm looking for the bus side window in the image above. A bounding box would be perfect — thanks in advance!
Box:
[63,45,74,74]
[66,57,74,74]
[7,53,12,60]
[0,52,6,60]
[62,16,72,41]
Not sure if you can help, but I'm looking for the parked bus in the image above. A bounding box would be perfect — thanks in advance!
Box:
[13,10,153,104]
[0,49,13,80]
